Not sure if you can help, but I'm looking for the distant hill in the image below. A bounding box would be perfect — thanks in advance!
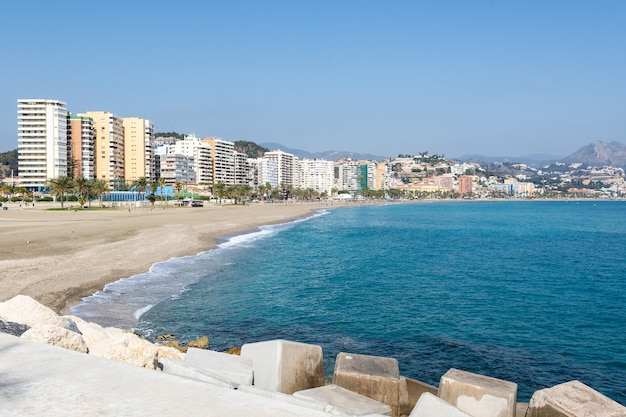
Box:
[455,153,561,167]
[562,141,626,168]
[234,141,269,158]
[0,149,18,180]
[260,142,387,161]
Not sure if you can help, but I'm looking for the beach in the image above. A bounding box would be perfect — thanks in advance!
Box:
[0,201,330,314]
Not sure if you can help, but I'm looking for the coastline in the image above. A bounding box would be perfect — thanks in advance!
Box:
[0,201,334,314]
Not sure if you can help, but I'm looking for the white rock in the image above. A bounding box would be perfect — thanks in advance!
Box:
[21,325,88,353]
[62,315,109,349]
[89,332,159,369]
[0,295,70,329]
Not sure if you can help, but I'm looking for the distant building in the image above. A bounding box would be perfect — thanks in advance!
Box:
[68,114,95,179]
[296,159,334,195]
[83,111,125,186]
[264,150,298,187]
[458,175,473,195]
[203,137,235,185]
[174,135,213,185]
[248,157,279,190]
[17,99,68,190]
[123,117,155,182]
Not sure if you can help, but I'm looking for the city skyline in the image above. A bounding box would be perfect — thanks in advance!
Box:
[2,1,625,157]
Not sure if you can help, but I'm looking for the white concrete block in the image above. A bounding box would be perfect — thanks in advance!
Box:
[410,392,473,417]
[438,368,517,417]
[241,339,325,394]
[184,347,253,386]
[160,357,237,388]
[237,384,328,412]
[527,380,626,417]
[294,384,393,416]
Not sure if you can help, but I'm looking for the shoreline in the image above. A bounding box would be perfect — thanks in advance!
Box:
[0,201,336,314]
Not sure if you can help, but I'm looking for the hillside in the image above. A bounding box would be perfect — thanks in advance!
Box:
[0,149,17,180]
[562,141,626,168]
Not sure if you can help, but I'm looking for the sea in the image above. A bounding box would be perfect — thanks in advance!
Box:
[69,200,626,405]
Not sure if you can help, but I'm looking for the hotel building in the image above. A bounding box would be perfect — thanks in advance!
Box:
[173,135,213,185]
[17,99,68,190]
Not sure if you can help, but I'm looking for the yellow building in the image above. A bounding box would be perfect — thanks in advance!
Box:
[83,111,124,185]
[123,117,154,182]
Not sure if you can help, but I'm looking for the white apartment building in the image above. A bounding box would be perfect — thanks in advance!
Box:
[174,134,213,185]
[297,159,334,195]
[202,138,235,185]
[264,149,298,187]
[17,99,68,190]
[155,147,195,185]
[248,157,279,190]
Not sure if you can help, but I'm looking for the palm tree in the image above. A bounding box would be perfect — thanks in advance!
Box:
[132,177,149,203]
[47,176,74,208]
[214,181,226,205]
[74,176,92,207]
[158,177,166,205]
[90,179,110,207]
[174,181,184,202]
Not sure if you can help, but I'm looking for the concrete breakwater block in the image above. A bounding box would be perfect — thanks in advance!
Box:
[438,368,517,417]
[240,339,324,394]
[332,352,404,417]
[410,392,474,417]
[184,347,253,386]
[160,357,239,388]
[526,380,626,417]
[401,376,439,416]
[294,384,393,416]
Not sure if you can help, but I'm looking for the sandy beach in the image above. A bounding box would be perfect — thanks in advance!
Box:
[0,201,332,314]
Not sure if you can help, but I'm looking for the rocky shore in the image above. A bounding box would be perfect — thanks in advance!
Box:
[1,294,624,417]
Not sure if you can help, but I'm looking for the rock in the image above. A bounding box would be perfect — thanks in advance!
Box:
[62,315,109,349]
[89,332,159,369]
[21,325,88,353]
[0,320,30,337]
[185,336,209,349]
[159,340,186,352]
[227,346,241,355]
[157,334,176,341]
[0,295,75,330]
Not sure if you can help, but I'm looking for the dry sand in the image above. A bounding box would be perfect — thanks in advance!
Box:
[0,201,333,314]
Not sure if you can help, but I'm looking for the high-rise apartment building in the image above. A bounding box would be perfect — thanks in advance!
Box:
[68,114,95,179]
[234,152,250,185]
[83,111,124,186]
[123,117,154,182]
[202,138,235,185]
[17,99,68,190]
[173,134,213,185]
[248,158,279,190]
[264,150,297,187]
[297,159,334,195]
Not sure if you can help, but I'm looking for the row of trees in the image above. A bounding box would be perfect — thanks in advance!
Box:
[46,176,111,208]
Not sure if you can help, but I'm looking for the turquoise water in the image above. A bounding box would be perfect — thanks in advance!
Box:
[71,201,626,404]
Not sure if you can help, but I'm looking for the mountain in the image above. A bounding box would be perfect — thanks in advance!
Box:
[260,142,387,161]
[562,141,626,168]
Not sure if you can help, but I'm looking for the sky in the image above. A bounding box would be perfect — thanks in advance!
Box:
[1,0,625,158]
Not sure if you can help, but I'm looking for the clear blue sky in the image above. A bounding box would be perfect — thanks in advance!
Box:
[2,0,625,158]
